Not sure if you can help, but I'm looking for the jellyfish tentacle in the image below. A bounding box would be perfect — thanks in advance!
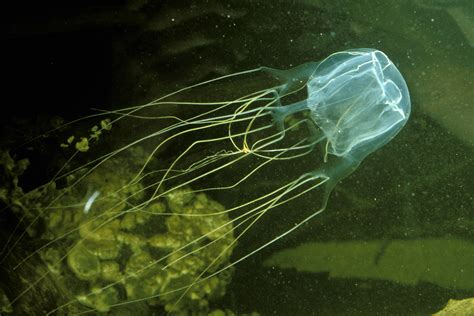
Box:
[149,117,272,200]
[0,74,282,264]
[100,138,314,312]
[153,114,304,200]
[226,90,279,153]
[240,92,281,152]
[167,170,329,310]
[11,107,286,298]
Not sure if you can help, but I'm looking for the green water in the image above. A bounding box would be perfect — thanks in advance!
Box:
[2,0,473,315]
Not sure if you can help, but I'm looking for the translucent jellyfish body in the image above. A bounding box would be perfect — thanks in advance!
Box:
[2,48,410,314]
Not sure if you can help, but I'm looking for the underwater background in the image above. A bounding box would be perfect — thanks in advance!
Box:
[2,0,473,315]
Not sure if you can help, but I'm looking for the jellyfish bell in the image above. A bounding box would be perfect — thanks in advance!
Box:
[306,49,411,161]
[312,49,410,181]
[3,48,410,314]
[266,48,410,197]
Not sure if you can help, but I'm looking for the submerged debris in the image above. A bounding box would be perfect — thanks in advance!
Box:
[265,238,474,290]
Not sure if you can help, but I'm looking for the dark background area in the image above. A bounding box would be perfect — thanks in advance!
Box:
[2,1,473,315]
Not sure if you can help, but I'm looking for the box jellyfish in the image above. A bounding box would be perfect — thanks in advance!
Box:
[4,48,410,314]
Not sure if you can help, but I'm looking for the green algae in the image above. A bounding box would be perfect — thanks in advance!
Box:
[0,148,236,314]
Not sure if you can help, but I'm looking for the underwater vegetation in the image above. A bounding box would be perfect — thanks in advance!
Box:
[1,149,235,314]
[0,48,410,314]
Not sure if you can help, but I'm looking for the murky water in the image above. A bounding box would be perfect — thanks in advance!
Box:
[2,1,473,315]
